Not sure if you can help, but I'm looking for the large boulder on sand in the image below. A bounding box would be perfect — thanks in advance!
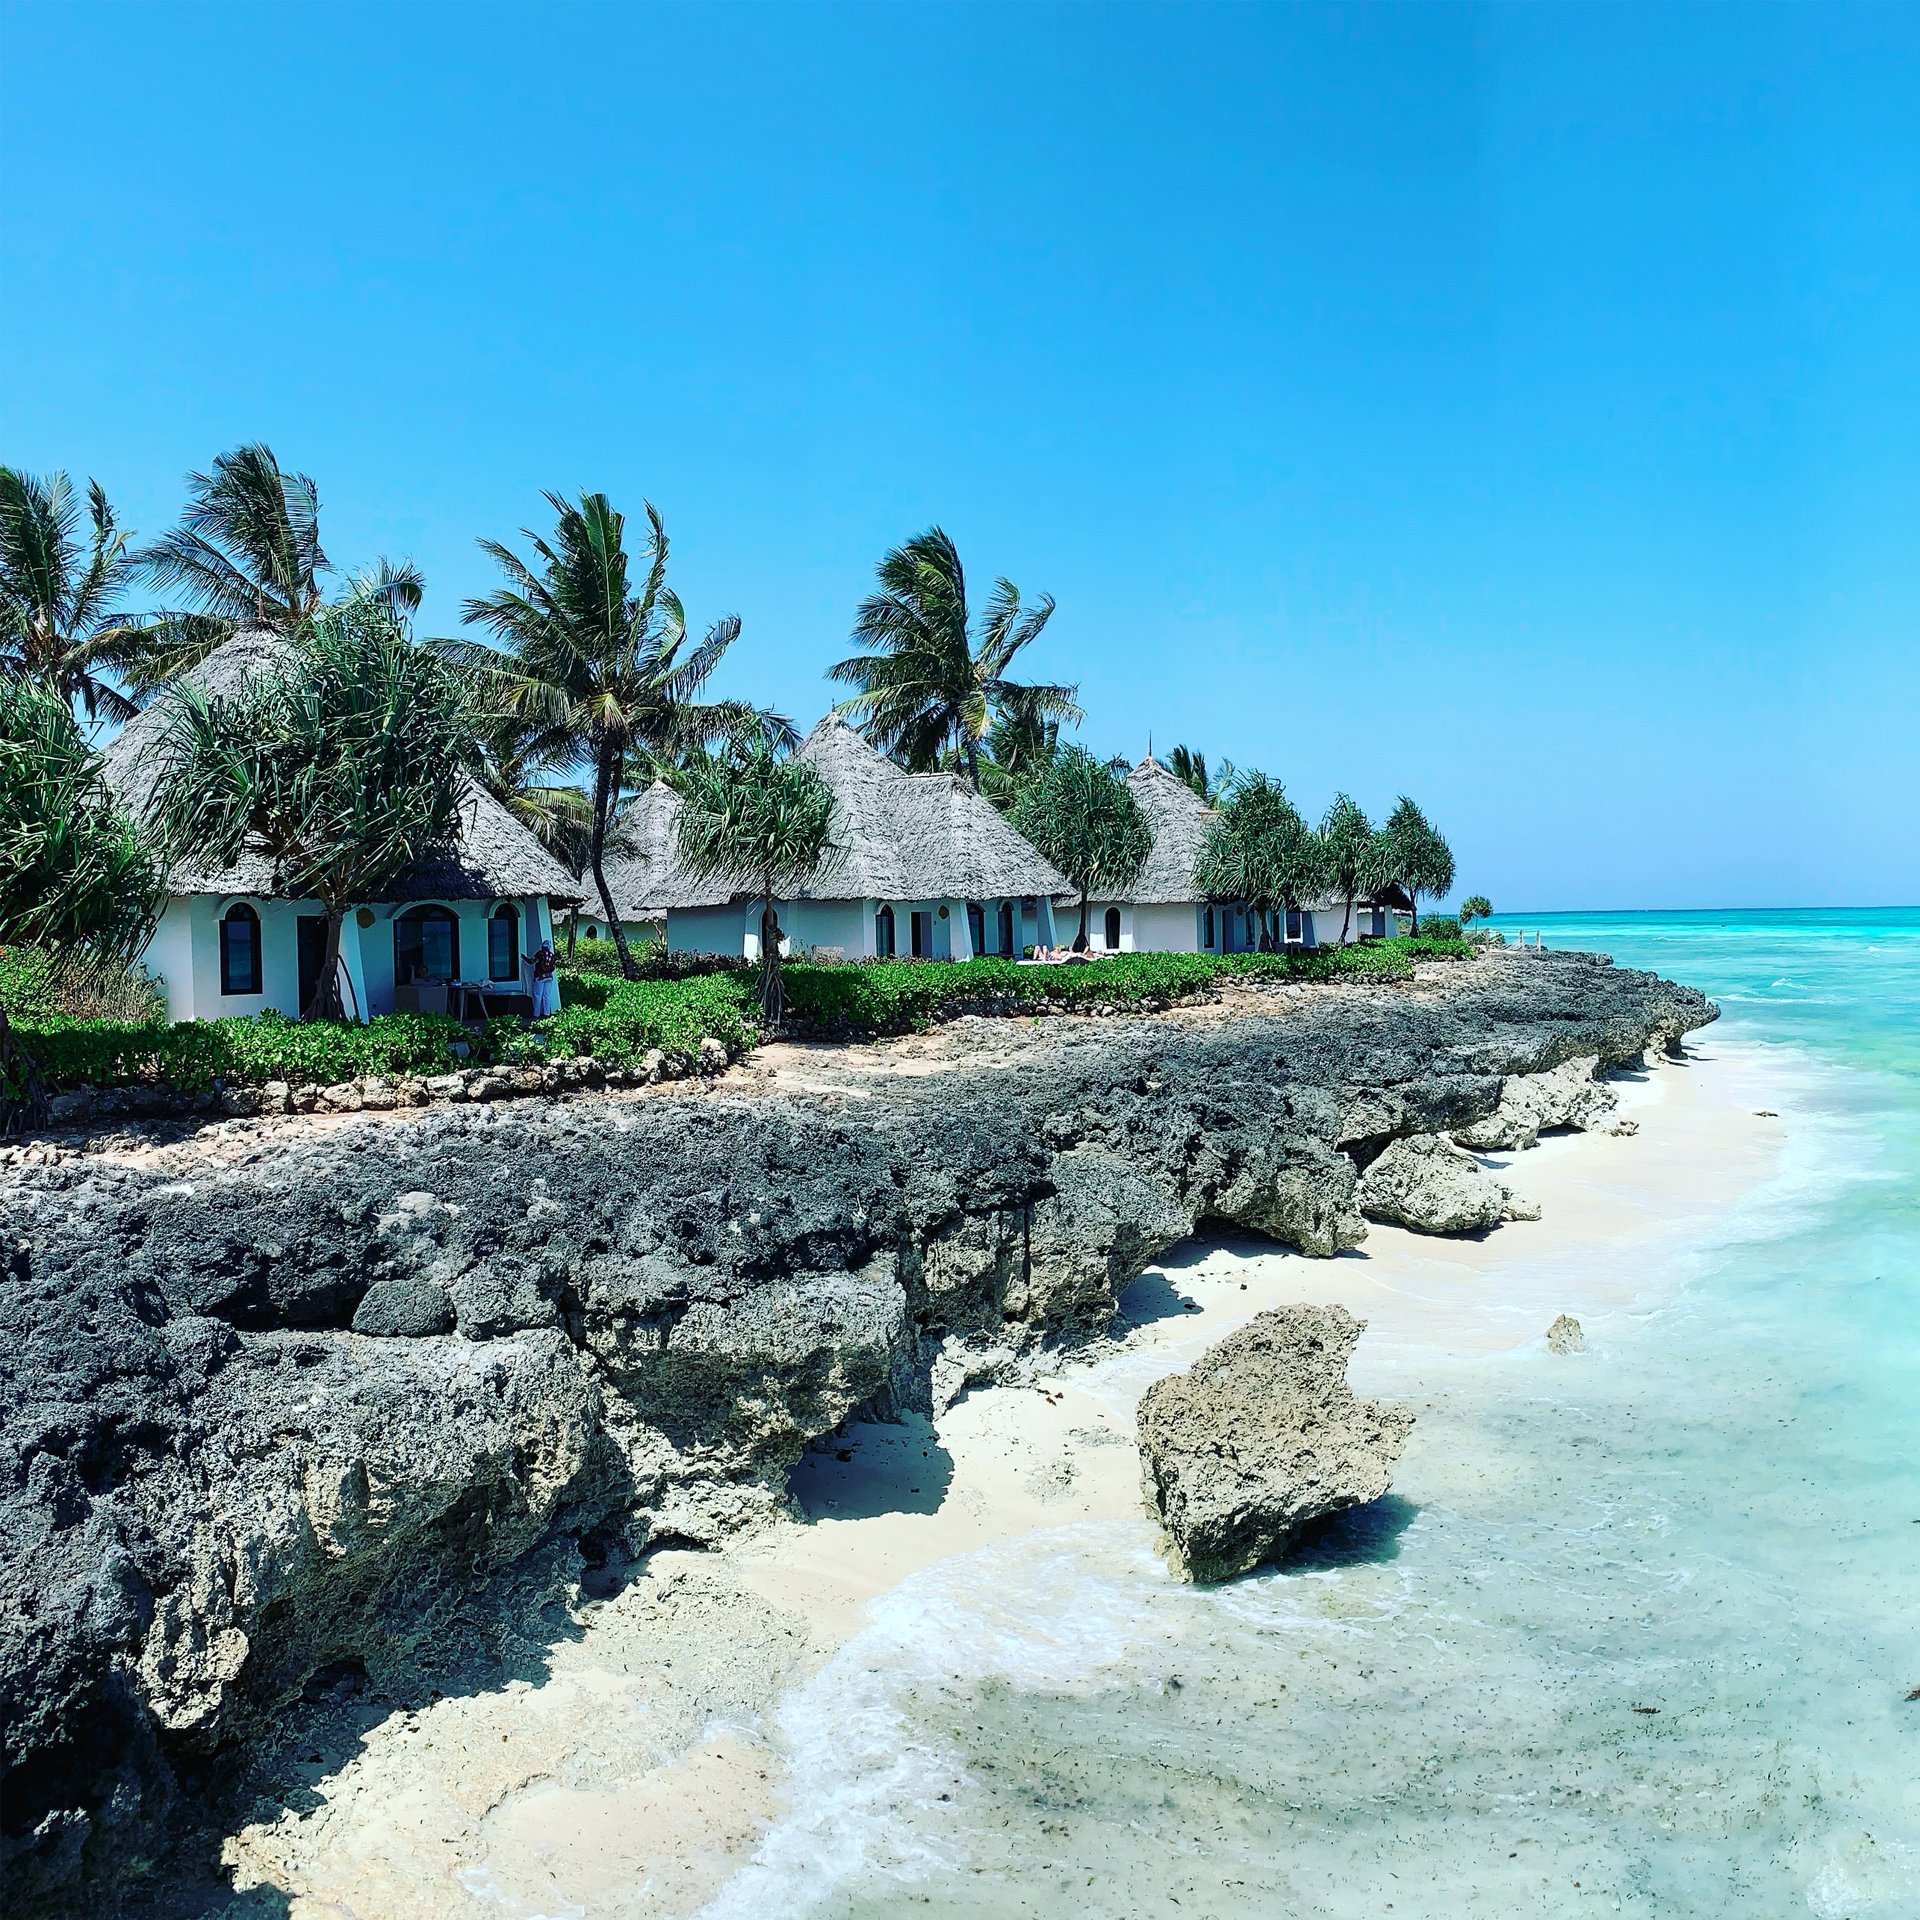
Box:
[1137,1305,1412,1583]
[1357,1134,1540,1234]
[1452,1054,1635,1152]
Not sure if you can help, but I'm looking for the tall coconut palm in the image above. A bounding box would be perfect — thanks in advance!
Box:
[1166,744,1236,806]
[828,527,1081,785]
[0,468,155,724]
[135,443,421,689]
[451,491,785,980]
[0,676,159,1128]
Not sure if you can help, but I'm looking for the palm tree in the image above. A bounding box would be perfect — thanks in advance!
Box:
[451,491,785,980]
[1166,744,1236,805]
[1194,772,1328,950]
[1009,745,1152,950]
[0,468,155,724]
[828,527,1081,785]
[0,676,159,1128]
[144,590,479,1020]
[1318,793,1384,943]
[135,443,421,689]
[1382,796,1456,933]
[674,742,836,1031]
[1459,894,1492,925]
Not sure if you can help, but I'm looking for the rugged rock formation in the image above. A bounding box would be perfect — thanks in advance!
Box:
[0,949,1712,1913]
[1452,1052,1635,1151]
[1547,1314,1587,1354]
[1137,1305,1412,1582]
[1357,1133,1540,1234]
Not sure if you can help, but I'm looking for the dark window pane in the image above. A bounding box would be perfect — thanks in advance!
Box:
[221,908,260,995]
[489,908,518,980]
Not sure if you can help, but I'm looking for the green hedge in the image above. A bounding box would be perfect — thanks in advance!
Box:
[11,937,1469,1093]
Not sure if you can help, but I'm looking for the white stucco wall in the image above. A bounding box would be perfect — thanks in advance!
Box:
[138,892,561,1023]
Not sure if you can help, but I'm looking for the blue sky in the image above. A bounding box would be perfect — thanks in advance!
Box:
[4,2,1916,911]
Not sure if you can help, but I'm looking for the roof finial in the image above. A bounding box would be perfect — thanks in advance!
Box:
[1146,730,1155,766]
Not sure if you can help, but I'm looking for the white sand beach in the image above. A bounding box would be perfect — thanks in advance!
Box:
[224,1035,1787,1919]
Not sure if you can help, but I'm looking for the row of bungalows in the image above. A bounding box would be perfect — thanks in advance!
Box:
[103,632,580,1023]
[600,715,1071,960]
[591,716,1409,961]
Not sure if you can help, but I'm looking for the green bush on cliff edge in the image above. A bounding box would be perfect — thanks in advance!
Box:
[14,936,1468,1093]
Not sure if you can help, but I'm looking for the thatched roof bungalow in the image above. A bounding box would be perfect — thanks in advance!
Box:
[103,630,578,1022]
[601,715,1071,960]
[1078,756,1410,954]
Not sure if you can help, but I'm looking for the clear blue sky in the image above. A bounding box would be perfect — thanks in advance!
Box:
[4,2,1916,911]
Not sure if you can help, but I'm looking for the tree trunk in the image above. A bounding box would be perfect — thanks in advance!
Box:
[1409,894,1419,935]
[1340,892,1353,943]
[566,910,577,957]
[590,744,640,981]
[303,907,348,1022]
[1074,891,1090,952]
[965,736,981,790]
[0,1001,50,1137]
[758,897,785,1033]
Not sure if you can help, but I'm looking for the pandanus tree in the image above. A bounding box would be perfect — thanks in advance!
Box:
[1009,745,1152,951]
[673,742,836,1032]
[828,527,1081,785]
[145,593,479,1020]
[450,491,784,981]
[135,443,421,690]
[1382,796,1456,933]
[0,468,156,724]
[1318,793,1385,943]
[0,676,159,1129]
[1459,894,1492,925]
[1195,772,1328,950]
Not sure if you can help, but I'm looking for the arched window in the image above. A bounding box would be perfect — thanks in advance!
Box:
[966,902,985,956]
[395,904,460,983]
[1203,905,1215,950]
[998,901,1015,955]
[488,903,520,981]
[220,903,262,995]
[875,904,895,958]
[1104,906,1122,950]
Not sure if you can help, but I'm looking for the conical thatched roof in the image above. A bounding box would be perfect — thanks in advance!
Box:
[101,629,579,902]
[601,716,1070,915]
[597,782,684,918]
[1110,756,1218,903]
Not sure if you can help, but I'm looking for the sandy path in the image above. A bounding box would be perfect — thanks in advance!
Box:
[224,1037,1785,1920]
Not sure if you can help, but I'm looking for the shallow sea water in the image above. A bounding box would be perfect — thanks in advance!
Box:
[699,911,1920,1920]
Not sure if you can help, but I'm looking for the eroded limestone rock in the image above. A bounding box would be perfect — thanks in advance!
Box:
[1137,1305,1412,1583]
[1357,1134,1539,1234]
[1452,1054,1635,1152]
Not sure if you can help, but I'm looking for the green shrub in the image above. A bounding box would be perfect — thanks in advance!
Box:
[19,937,1466,1092]
[23,1009,486,1093]
[556,934,744,983]
[1416,915,1463,942]
[0,945,164,1024]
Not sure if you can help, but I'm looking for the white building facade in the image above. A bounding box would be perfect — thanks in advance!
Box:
[602,718,1068,961]
[103,631,577,1022]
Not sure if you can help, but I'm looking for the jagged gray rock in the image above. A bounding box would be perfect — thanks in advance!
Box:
[1452,1054,1635,1152]
[1137,1305,1412,1583]
[349,1276,456,1337]
[0,948,1714,1913]
[1357,1134,1540,1234]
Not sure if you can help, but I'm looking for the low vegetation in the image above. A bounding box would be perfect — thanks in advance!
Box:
[13,936,1470,1097]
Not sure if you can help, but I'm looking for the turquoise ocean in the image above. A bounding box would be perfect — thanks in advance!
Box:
[701,910,1920,1920]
